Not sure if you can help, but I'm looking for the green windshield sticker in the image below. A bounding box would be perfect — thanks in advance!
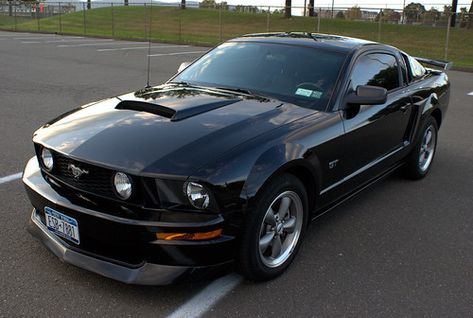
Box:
[295,88,323,99]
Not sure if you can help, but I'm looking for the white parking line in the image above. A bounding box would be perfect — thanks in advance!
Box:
[166,274,242,318]
[148,50,207,57]
[0,172,22,185]
[468,91,473,96]
[14,36,60,40]
[57,41,140,48]
[23,38,111,44]
[97,45,189,52]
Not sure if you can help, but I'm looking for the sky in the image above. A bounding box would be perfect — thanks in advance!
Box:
[167,0,472,10]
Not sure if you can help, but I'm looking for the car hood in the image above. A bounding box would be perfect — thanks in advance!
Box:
[33,86,314,176]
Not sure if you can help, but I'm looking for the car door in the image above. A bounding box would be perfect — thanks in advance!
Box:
[340,52,413,176]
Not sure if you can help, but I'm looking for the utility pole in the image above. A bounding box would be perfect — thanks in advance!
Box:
[451,0,458,27]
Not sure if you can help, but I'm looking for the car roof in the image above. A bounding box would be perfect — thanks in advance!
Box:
[231,32,381,54]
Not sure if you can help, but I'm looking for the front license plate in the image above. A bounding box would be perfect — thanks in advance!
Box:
[44,207,80,244]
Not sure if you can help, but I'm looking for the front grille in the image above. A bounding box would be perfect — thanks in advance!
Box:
[50,153,116,198]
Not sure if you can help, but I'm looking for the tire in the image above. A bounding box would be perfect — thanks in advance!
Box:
[403,116,438,180]
[238,174,309,281]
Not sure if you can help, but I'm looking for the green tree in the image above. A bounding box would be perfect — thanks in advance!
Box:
[346,6,362,20]
[404,2,426,23]
[422,8,440,23]
[469,0,473,29]
[199,0,216,8]
[335,11,345,19]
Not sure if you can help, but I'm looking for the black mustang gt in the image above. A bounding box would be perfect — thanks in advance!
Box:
[23,33,450,285]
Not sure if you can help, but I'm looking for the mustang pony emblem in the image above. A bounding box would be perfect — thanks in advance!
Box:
[67,164,89,179]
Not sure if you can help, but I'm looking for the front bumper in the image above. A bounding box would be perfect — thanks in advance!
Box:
[23,157,234,285]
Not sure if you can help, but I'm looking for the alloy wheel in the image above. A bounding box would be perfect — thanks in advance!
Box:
[418,124,437,172]
[258,191,303,268]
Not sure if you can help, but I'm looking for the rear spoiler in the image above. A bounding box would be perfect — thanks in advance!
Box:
[414,57,453,70]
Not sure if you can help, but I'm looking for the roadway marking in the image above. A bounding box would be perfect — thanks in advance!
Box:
[57,41,140,48]
[97,45,189,52]
[23,38,111,44]
[166,274,242,318]
[0,32,55,38]
[468,91,473,96]
[0,172,22,185]
[14,36,60,40]
[148,50,207,57]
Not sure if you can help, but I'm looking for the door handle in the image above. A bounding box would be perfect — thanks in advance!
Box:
[400,104,409,113]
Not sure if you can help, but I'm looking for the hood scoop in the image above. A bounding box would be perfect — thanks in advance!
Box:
[116,97,241,122]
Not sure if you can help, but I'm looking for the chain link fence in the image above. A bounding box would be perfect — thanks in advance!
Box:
[0,1,472,68]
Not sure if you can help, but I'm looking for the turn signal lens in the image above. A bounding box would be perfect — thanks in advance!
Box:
[156,229,222,241]
[41,148,54,171]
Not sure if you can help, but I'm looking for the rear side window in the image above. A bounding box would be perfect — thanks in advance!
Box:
[408,56,426,79]
[349,53,400,92]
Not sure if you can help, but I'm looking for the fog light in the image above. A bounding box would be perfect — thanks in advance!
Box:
[41,148,54,171]
[186,182,210,209]
[113,172,132,200]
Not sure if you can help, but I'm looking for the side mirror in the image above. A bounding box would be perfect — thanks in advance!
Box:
[178,61,191,73]
[344,85,387,106]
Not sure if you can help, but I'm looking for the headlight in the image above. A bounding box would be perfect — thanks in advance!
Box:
[186,182,210,209]
[41,148,54,171]
[113,172,132,200]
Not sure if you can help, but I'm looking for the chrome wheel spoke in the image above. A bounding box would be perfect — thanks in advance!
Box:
[425,130,432,145]
[271,235,282,258]
[283,216,296,234]
[264,208,277,227]
[259,232,275,253]
[278,196,291,219]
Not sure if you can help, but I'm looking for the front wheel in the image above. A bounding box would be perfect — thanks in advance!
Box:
[238,174,308,281]
[403,116,438,180]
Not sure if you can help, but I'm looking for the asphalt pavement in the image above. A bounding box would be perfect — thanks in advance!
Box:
[1,31,472,318]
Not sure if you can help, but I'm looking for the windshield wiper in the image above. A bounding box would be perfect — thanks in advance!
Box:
[168,81,194,86]
[213,86,270,100]
[214,86,253,95]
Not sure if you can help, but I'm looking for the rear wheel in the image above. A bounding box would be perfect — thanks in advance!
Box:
[403,116,438,179]
[238,174,308,281]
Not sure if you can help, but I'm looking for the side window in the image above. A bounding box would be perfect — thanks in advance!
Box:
[349,53,400,92]
[408,56,426,80]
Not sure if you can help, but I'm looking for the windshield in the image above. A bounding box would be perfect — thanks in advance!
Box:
[172,41,347,111]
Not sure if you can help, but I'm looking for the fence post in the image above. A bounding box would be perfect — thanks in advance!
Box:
[149,3,152,41]
[58,2,62,34]
[219,4,222,42]
[143,3,147,39]
[111,3,115,37]
[36,2,40,31]
[377,9,382,42]
[317,7,321,32]
[266,6,270,32]
[178,14,182,42]
[82,2,86,35]
[444,14,451,60]
[14,1,17,31]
